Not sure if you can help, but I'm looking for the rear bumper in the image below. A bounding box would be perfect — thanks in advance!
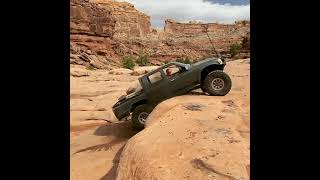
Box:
[112,103,131,120]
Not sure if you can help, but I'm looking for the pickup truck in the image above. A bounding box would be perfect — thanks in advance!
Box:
[112,57,232,129]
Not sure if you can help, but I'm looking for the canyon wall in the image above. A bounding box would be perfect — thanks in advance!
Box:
[70,0,120,68]
[164,19,250,36]
[163,19,250,48]
[70,0,250,68]
[70,0,116,54]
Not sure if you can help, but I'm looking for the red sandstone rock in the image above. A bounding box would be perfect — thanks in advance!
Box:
[70,0,116,37]
[91,0,151,39]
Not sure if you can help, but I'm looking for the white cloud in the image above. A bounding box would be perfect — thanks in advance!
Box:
[119,0,250,29]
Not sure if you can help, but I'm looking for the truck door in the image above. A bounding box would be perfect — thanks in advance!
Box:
[164,64,197,95]
[142,70,171,105]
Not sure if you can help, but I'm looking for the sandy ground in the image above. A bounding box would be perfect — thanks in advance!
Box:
[70,58,250,180]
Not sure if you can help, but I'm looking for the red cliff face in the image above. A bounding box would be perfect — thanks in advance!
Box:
[91,0,151,39]
[70,0,116,37]
[70,0,152,68]
[164,19,250,36]
[70,0,120,68]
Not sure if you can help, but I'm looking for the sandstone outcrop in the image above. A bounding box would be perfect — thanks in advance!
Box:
[109,68,133,75]
[70,0,120,68]
[241,32,250,50]
[70,0,116,37]
[70,67,91,77]
[164,19,249,50]
[116,95,250,180]
[115,59,250,180]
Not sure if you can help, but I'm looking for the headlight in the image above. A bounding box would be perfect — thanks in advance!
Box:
[217,59,223,64]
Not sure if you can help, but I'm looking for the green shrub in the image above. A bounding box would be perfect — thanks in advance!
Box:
[135,52,150,66]
[164,60,170,64]
[122,56,135,69]
[184,57,192,64]
[176,57,184,63]
[175,57,192,64]
[85,66,95,71]
[229,43,242,57]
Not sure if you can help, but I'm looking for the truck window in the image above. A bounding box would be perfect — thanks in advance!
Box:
[164,65,183,78]
[148,71,162,84]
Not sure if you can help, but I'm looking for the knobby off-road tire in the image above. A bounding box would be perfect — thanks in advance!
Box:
[132,104,153,130]
[201,70,232,96]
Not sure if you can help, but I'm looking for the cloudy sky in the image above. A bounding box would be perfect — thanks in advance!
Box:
[120,0,250,29]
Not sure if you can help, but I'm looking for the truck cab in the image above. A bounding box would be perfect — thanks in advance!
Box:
[139,62,197,106]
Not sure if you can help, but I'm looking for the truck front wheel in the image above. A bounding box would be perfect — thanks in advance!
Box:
[132,104,153,130]
[201,70,232,96]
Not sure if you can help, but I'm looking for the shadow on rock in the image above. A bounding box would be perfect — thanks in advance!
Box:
[100,145,125,180]
[74,138,126,154]
[94,121,139,139]
[186,91,206,96]
[95,122,139,179]
[74,121,139,154]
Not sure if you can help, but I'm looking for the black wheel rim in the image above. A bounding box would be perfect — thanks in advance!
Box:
[138,112,149,124]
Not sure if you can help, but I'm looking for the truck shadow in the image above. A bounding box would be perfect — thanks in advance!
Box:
[74,121,139,154]
[99,145,125,180]
[73,121,139,179]
[94,122,139,180]
[187,91,206,96]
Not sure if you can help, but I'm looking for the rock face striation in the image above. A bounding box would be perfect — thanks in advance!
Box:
[70,0,119,68]
[70,0,116,37]
[164,19,250,48]
[91,0,151,39]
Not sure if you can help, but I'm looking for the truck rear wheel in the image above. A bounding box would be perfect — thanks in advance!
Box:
[202,70,232,96]
[132,104,153,130]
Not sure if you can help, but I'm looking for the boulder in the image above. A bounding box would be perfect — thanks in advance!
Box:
[109,68,134,75]
[116,96,250,180]
[70,68,90,77]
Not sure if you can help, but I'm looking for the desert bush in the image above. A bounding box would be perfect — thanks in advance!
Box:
[176,57,192,64]
[164,60,171,64]
[176,57,184,63]
[85,66,95,71]
[122,56,135,69]
[229,43,242,57]
[184,57,192,64]
[135,52,150,66]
